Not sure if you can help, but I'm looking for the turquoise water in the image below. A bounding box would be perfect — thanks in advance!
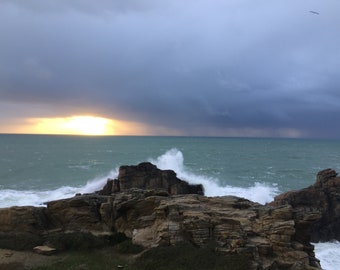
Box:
[1,134,340,269]
[1,135,339,194]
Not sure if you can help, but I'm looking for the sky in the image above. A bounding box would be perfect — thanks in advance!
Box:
[1,0,340,137]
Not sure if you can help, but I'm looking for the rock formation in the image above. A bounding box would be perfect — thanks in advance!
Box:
[2,164,340,269]
[98,162,204,195]
[270,168,340,242]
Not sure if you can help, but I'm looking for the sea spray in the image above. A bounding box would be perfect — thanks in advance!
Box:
[314,241,340,270]
[0,168,119,208]
[79,168,119,194]
[0,187,78,208]
[0,148,279,207]
[149,148,279,204]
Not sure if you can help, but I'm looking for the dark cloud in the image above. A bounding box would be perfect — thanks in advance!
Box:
[1,0,340,137]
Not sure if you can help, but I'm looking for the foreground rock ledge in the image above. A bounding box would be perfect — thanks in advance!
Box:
[1,164,339,269]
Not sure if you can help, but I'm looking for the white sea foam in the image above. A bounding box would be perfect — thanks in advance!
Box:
[0,148,277,207]
[79,168,119,194]
[0,186,78,208]
[314,241,340,270]
[0,169,119,208]
[149,148,279,204]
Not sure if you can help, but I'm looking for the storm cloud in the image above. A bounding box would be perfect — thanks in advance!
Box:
[1,0,340,137]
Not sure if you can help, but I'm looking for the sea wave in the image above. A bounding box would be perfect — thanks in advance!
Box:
[0,187,79,208]
[314,241,340,270]
[0,148,279,208]
[149,148,279,204]
[0,169,118,208]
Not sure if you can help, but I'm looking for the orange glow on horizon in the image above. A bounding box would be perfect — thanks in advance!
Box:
[32,116,114,135]
[21,115,148,136]
[0,115,183,136]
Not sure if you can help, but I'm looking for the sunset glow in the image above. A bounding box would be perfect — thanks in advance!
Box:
[32,116,115,135]
[19,115,154,136]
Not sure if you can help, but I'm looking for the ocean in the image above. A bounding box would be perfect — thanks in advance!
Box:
[0,134,340,269]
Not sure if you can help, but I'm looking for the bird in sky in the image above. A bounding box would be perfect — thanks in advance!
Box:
[309,10,320,15]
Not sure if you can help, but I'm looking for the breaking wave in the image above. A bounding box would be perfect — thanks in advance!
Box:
[0,169,118,208]
[149,148,279,204]
[314,241,340,270]
[0,148,280,208]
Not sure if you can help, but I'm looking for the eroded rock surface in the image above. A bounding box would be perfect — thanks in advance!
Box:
[112,191,320,269]
[270,168,340,242]
[2,164,339,269]
[98,162,204,195]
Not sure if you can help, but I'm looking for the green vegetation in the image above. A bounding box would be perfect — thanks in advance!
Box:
[135,241,250,270]
[32,249,129,270]
[44,231,113,250]
[113,239,144,254]
[33,241,251,270]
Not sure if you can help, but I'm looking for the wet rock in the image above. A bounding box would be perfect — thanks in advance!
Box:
[98,162,204,196]
[270,168,340,242]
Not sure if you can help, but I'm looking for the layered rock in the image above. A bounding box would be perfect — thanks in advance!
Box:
[112,191,320,269]
[45,194,112,232]
[3,164,340,269]
[0,206,47,250]
[270,168,340,242]
[98,162,204,196]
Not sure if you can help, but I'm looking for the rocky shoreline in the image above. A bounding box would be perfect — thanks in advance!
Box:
[1,163,340,269]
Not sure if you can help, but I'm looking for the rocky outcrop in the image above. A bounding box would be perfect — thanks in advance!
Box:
[0,206,47,250]
[112,190,320,269]
[3,164,340,269]
[98,162,204,196]
[270,168,340,242]
[0,190,320,269]
[45,194,112,232]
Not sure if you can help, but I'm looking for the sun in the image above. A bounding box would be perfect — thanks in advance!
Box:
[33,116,115,135]
[61,116,109,135]
[24,115,153,136]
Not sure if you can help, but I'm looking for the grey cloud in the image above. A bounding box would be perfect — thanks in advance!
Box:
[1,0,340,137]
[1,0,159,14]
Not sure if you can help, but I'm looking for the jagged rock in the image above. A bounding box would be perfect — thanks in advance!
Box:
[0,206,47,232]
[98,162,204,196]
[112,192,320,269]
[270,168,340,242]
[45,194,112,233]
[96,179,114,195]
[0,206,47,250]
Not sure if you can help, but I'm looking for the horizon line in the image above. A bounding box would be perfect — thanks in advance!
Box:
[0,132,338,140]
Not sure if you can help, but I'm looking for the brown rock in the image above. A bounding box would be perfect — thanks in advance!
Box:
[114,162,204,195]
[45,194,112,232]
[112,192,319,269]
[5,165,340,269]
[0,206,47,250]
[0,206,47,232]
[270,168,340,242]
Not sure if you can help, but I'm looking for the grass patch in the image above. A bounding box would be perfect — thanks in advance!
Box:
[32,248,130,270]
[135,241,251,270]
[45,231,113,250]
[113,239,144,254]
[32,241,251,270]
